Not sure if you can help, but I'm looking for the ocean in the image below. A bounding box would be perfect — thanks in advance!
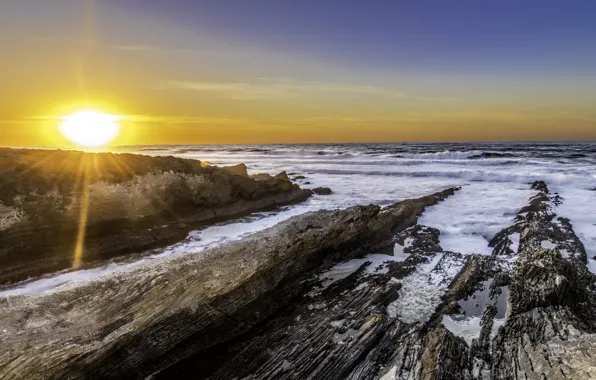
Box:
[2,142,596,296]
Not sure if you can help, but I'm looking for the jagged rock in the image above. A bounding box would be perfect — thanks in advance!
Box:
[182,210,468,380]
[435,181,596,379]
[274,171,290,180]
[312,187,333,195]
[0,149,312,285]
[4,177,594,380]
[184,181,596,380]
[395,225,442,255]
[531,180,549,193]
[221,163,248,177]
[0,187,459,380]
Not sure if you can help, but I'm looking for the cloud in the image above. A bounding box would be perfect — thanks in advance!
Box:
[166,78,411,100]
[111,44,197,55]
[125,115,249,125]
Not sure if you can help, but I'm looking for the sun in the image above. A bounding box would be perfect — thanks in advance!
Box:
[59,110,121,148]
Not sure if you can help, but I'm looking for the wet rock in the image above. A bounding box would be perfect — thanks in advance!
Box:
[5,178,594,380]
[434,181,596,379]
[312,187,333,195]
[0,187,459,380]
[293,175,306,180]
[531,180,549,194]
[189,181,596,380]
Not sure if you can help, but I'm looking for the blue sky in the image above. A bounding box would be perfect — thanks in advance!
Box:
[107,0,596,73]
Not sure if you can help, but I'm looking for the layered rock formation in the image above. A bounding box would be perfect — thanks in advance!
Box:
[2,178,595,380]
[0,188,457,380]
[0,149,311,285]
[163,181,596,380]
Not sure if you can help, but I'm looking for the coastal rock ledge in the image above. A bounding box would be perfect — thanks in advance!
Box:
[0,149,312,285]
[0,188,457,380]
[2,181,595,380]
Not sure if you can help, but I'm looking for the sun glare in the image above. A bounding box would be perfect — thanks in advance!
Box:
[59,110,121,148]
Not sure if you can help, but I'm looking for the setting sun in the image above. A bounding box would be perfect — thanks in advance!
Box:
[59,110,121,148]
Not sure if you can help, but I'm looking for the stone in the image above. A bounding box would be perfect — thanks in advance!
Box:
[274,171,290,180]
[250,173,273,181]
[221,163,248,177]
[312,187,332,195]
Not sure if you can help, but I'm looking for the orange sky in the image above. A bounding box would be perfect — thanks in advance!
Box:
[1,0,595,147]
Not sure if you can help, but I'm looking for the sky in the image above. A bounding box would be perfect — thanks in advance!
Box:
[1,0,595,146]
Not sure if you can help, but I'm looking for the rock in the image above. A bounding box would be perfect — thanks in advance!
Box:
[312,187,332,195]
[0,149,312,285]
[274,171,290,180]
[221,163,248,177]
[0,187,459,380]
[250,173,273,181]
[429,181,596,380]
[6,179,595,380]
[293,175,306,180]
[160,181,596,380]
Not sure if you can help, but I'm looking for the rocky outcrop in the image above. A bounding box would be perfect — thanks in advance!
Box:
[222,163,248,177]
[0,149,312,285]
[161,181,596,380]
[0,187,458,380]
[312,187,333,195]
[2,178,593,380]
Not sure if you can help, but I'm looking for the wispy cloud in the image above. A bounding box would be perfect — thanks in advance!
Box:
[111,44,197,55]
[126,115,249,125]
[167,78,412,100]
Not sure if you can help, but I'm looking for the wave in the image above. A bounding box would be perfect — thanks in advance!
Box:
[476,152,519,158]
[399,150,484,160]
[309,168,596,188]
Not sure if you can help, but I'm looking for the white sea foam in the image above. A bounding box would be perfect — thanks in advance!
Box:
[555,187,596,260]
[316,253,408,290]
[386,253,453,323]
[442,315,507,346]
[418,183,533,255]
[0,204,318,296]
[442,315,483,346]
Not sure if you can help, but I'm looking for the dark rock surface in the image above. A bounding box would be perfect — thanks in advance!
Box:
[0,188,458,380]
[0,149,312,285]
[313,187,333,195]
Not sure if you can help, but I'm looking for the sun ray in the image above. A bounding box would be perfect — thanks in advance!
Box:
[72,156,91,270]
